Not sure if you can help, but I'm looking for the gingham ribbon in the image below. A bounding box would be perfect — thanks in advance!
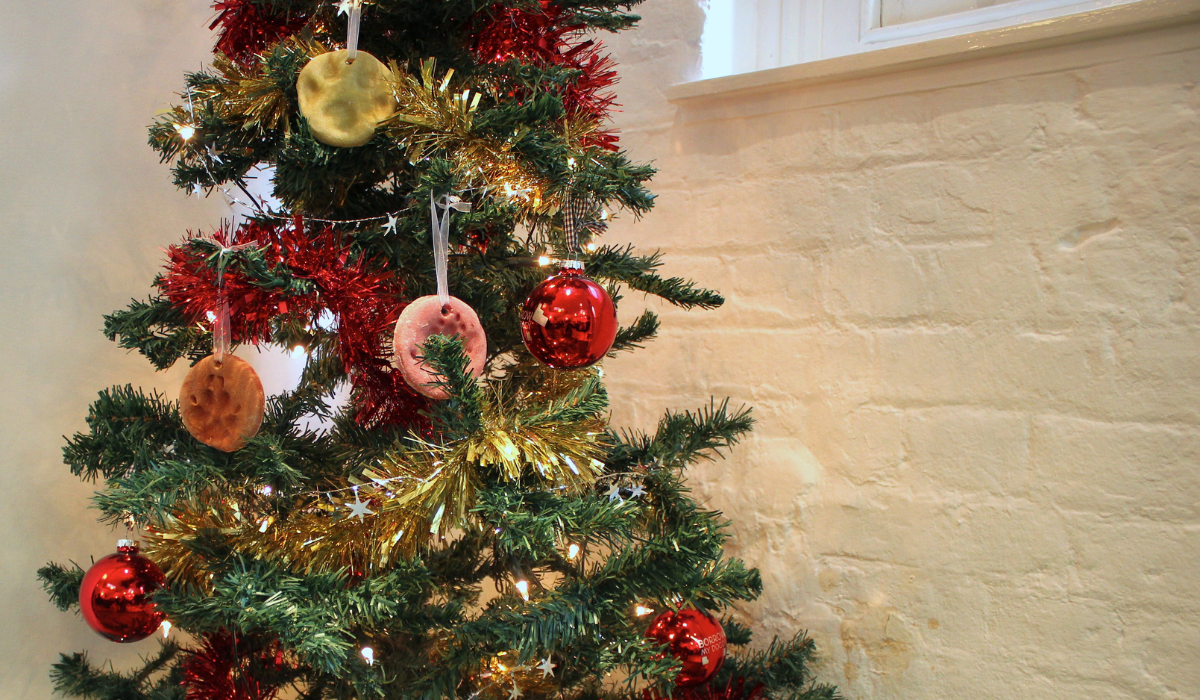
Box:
[562,191,607,256]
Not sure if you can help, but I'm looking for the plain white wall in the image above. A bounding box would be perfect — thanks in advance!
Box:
[0,2,221,696]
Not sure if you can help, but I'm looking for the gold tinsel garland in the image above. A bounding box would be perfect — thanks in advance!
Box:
[145,373,608,584]
[157,42,559,216]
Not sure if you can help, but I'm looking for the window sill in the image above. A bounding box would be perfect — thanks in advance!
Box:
[667,0,1200,104]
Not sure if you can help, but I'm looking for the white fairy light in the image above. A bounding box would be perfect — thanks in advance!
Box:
[361,647,375,665]
[567,543,580,560]
[291,345,306,358]
[175,123,197,141]
[537,255,551,266]
[515,580,530,602]
[160,620,172,638]
[635,604,654,617]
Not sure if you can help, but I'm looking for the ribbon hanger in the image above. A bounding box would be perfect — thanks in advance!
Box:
[562,190,607,260]
[339,0,364,63]
[212,240,255,365]
[430,192,473,308]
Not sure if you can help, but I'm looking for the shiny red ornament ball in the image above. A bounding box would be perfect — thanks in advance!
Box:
[79,540,166,643]
[520,263,617,369]
[645,608,727,688]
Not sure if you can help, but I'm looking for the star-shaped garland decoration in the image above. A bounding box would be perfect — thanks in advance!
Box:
[336,0,360,17]
[346,492,375,521]
[508,684,523,700]
[604,484,622,503]
[536,657,556,678]
[382,213,399,235]
[628,482,646,499]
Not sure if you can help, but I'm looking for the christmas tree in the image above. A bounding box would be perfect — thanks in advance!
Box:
[38,2,839,700]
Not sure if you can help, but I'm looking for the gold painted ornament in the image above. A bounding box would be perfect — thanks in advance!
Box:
[179,354,265,452]
[297,49,396,147]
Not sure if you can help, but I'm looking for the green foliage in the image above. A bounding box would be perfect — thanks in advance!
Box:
[103,297,208,370]
[44,2,837,700]
[609,309,659,354]
[609,399,756,472]
[38,562,85,612]
[716,633,842,700]
[420,334,486,434]
[63,385,191,482]
[588,245,725,310]
[52,643,186,700]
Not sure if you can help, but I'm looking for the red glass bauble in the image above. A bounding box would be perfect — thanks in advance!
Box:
[520,264,617,369]
[645,608,727,688]
[79,541,166,643]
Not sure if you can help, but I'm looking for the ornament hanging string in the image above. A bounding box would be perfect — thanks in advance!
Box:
[212,241,256,364]
[430,192,472,307]
[344,0,363,62]
[562,189,608,258]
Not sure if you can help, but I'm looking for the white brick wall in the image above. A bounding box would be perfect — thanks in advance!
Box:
[604,10,1200,700]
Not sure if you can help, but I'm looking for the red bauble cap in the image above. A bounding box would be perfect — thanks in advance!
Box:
[645,608,727,688]
[79,541,167,643]
[520,263,617,369]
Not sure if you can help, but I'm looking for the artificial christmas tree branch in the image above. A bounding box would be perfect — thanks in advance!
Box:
[43,2,838,698]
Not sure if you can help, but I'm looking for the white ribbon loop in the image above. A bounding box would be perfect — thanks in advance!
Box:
[347,3,363,62]
[430,193,472,308]
[212,241,256,365]
[339,0,364,62]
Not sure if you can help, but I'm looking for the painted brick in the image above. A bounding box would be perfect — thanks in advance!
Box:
[604,10,1200,700]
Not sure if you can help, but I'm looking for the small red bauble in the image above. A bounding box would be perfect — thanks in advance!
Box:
[79,540,166,643]
[645,608,727,688]
[520,263,617,369]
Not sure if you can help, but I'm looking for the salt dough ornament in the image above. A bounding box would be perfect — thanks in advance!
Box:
[297,49,395,148]
[393,295,487,400]
[180,354,265,452]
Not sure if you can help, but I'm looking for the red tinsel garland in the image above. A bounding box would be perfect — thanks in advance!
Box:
[210,0,309,64]
[158,218,428,429]
[644,678,766,700]
[472,1,620,151]
[181,632,283,700]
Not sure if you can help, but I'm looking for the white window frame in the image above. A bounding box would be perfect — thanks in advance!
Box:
[862,0,1144,46]
[701,0,1164,81]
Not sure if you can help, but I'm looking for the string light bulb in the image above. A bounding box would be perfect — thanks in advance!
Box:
[585,242,597,252]
[160,620,172,638]
[537,255,551,267]
[515,580,530,602]
[635,604,654,617]
[290,345,306,359]
[567,543,580,560]
[361,646,375,665]
[175,123,197,141]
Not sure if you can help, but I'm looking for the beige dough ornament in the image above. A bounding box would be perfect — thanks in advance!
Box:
[179,354,265,452]
[394,296,487,400]
[297,49,395,147]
